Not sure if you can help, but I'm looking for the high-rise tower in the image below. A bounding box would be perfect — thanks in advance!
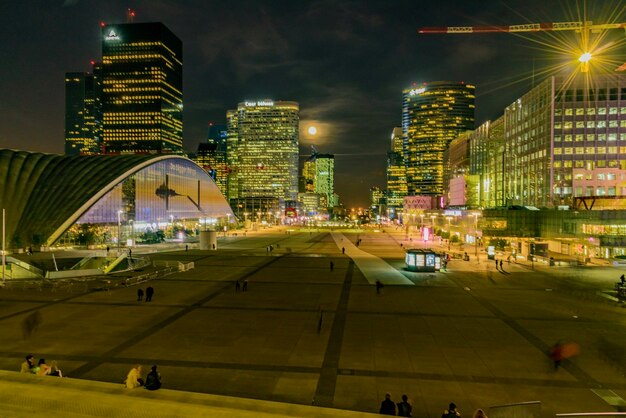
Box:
[100,22,183,154]
[386,127,407,216]
[402,81,475,196]
[64,70,101,155]
[226,100,299,202]
[303,152,335,208]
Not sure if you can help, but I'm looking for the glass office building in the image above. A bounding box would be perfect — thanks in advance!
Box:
[402,81,475,196]
[386,127,408,214]
[100,22,183,154]
[65,71,101,155]
[226,100,299,203]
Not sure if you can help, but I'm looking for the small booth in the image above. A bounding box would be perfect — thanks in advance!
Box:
[405,248,442,272]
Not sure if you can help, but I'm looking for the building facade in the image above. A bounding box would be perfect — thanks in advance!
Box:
[193,124,228,195]
[402,81,475,196]
[226,100,299,204]
[64,70,101,155]
[302,152,335,210]
[100,22,183,154]
[386,127,407,218]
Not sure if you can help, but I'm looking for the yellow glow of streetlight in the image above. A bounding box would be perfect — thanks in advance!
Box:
[307,126,317,136]
[578,52,592,63]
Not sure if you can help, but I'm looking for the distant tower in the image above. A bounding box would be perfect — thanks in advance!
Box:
[303,151,335,208]
[226,100,299,202]
[100,22,183,154]
[64,70,100,155]
[194,123,228,195]
[402,81,475,196]
[386,127,407,217]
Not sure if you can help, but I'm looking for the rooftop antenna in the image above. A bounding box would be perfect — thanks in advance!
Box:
[126,8,136,23]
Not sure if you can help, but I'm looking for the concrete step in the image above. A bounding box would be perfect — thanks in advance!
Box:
[0,371,378,417]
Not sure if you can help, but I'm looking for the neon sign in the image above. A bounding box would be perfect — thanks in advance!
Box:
[408,87,426,96]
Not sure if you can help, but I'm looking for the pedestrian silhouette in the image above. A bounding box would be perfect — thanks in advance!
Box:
[621,274,625,285]
[499,260,503,270]
[342,247,345,254]
[379,393,396,415]
[495,260,498,269]
[145,286,154,302]
[242,280,248,292]
[137,288,144,301]
[376,280,383,294]
[22,310,42,339]
[330,261,334,271]
[235,280,240,291]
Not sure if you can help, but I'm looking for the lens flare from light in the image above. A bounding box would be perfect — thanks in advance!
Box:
[308,126,317,136]
[578,52,592,63]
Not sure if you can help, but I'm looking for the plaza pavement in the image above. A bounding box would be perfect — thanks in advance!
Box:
[0,227,625,416]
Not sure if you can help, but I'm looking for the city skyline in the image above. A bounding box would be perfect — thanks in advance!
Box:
[1,0,624,206]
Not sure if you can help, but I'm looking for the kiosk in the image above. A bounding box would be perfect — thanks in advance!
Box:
[405,249,442,272]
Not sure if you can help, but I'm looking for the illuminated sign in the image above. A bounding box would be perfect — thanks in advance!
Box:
[244,100,274,107]
[105,29,120,41]
[443,210,463,217]
[408,87,426,96]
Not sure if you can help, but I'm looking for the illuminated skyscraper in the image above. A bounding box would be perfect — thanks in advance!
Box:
[193,124,228,194]
[100,22,183,154]
[402,81,475,196]
[64,69,101,155]
[226,100,299,203]
[386,127,407,216]
[303,152,335,209]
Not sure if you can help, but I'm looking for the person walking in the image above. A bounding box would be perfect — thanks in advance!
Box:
[397,394,413,417]
[22,310,42,339]
[550,342,564,370]
[242,280,248,292]
[144,365,162,390]
[342,247,345,254]
[379,393,396,415]
[330,261,334,271]
[145,286,154,302]
[376,280,383,294]
[495,259,499,270]
[499,260,503,270]
[235,280,241,292]
[137,288,144,302]
[442,402,461,418]
[621,274,625,285]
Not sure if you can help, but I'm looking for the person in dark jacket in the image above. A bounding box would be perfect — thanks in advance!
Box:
[379,393,396,415]
[144,365,161,390]
[145,286,154,302]
[397,394,413,417]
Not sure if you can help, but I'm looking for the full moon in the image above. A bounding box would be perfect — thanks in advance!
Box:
[308,126,317,136]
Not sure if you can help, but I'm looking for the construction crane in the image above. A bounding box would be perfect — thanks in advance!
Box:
[419,21,626,72]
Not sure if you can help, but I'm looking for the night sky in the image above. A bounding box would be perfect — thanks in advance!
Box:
[1,0,623,207]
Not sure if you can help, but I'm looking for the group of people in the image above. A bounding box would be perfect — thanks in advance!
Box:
[125,364,162,391]
[379,398,488,418]
[20,354,62,377]
[379,393,412,416]
[137,286,154,302]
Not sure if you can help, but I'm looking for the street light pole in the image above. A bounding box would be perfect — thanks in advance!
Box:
[446,216,452,250]
[117,210,123,251]
[473,213,480,262]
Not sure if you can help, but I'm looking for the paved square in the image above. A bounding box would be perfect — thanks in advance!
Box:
[1,227,625,416]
